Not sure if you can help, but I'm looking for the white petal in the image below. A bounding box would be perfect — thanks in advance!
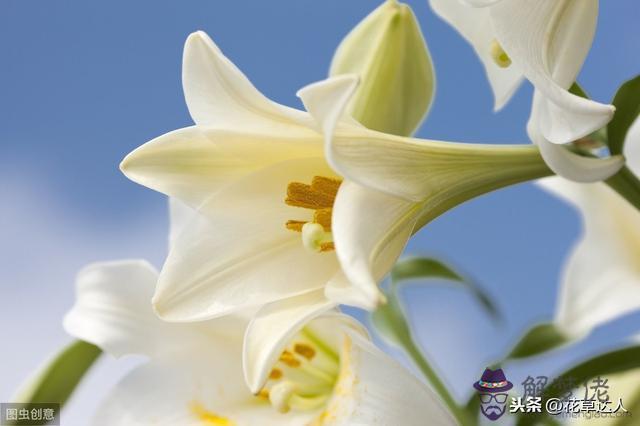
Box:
[243,290,337,393]
[321,331,456,426]
[460,0,503,6]
[121,126,321,207]
[182,31,312,131]
[332,182,420,308]
[63,261,186,358]
[491,0,614,143]
[168,198,195,250]
[623,116,640,173]
[529,94,623,182]
[297,74,361,137]
[93,349,312,426]
[539,178,640,337]
[153,157,341,322]
[329,123,545,202]
[429,0,522,110]
[325,271,379,310]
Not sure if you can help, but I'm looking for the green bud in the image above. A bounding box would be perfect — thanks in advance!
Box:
[330,0,435,137]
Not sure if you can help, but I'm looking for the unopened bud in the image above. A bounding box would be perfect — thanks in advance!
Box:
[330,0,435,137]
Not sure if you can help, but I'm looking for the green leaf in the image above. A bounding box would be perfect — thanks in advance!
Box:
[13,340,101,406]
[507,322,571,359]
[608,75,640,156]
[569,82,589,99]
[391,257,501,321]
[370,287,413,349]
[370,257,476,425]
[517,345,640,426]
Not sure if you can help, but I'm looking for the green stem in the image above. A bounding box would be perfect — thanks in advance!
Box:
[403,335,475,426]
[605,165,640,211]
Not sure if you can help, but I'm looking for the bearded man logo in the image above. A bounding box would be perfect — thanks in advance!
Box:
[473,368,513,421]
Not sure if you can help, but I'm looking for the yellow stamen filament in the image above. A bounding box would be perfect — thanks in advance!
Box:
[284,176,342,252]
[490,39,512,68]
[294,343,316,360]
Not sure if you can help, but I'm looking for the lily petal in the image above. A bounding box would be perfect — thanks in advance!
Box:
[490,0,614,143]
[460,0,503,6]
[153,157,341,322]
[169,198,195,249]
[429,0,523,110]
[121,126,321,207]
[332,181,419,307]
[325,271,380,310]
[182,31,312,131]
[63,261,211,359]
[322,331,457,426]
[623,116,640,173]
[93,350,312,426]
[297,74,361,138]
[529,94,623,182]
[327,124,545,202]
[540,178,640,337]
[243,289,337,393]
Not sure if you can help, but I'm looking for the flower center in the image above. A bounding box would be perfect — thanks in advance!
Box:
[259,328,340,414]
[284,176,342,253]
[490,39,511,68]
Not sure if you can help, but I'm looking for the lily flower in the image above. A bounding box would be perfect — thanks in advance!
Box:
[63,260,456,425]
[539,118,640,338]
[121,31,553,327]
[429,0,623,181]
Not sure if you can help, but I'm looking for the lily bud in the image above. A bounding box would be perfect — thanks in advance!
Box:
[330,0,435,137]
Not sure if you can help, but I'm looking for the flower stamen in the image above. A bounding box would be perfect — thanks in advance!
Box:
[261,330,340,414]
[285,176,342,252]
[490,39,512,68]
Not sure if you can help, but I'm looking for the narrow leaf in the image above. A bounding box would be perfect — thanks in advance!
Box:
[608,75,640,155]
[507,322,570,359]
[391,257,500,320]
[370,257,476,425]
[13,340,101,406]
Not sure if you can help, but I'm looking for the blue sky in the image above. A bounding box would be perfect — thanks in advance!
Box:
[1,0,639,423]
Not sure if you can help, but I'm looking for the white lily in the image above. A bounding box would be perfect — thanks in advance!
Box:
[539,118,640,338]
[121,31,552,330]
[63,260,456,425]
[428,0,623,181]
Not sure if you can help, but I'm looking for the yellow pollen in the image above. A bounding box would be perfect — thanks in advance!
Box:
[258,389,270,400]
[284,176,341,252]
[490,39,511,68]
[319,242,335,252]
[190,402,235,426]
[269,368,283,380]
[280,350,301,368]
[294,343,316,360]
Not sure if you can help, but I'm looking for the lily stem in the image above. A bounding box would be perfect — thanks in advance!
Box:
[605,165,640,212]
[402,335,475,426]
